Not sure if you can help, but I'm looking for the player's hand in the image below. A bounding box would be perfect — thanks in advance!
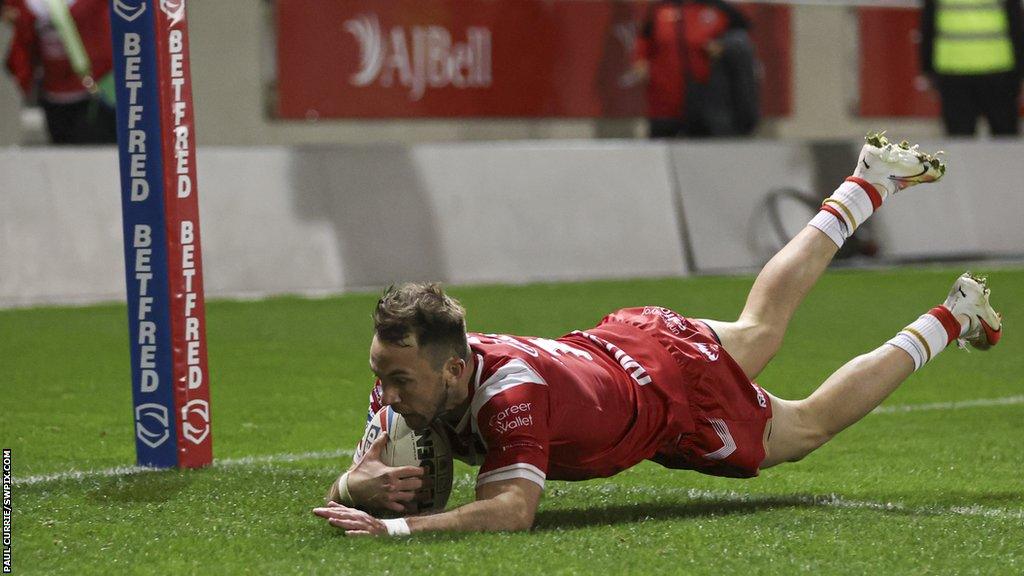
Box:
[346,434,425,513]
[313,501,387,537]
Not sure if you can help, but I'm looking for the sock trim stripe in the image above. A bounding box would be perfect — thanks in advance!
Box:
[929,306,962,346]
[819,204,845,225]
[823,198,858,230]
[846,176,883,210]
[903,327,932,362]
[808,212,845,249]
[886,337,923,371]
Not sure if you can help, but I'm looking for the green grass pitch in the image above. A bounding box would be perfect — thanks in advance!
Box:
[2,266,1022,574]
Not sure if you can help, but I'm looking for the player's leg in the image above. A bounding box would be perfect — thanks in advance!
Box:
[701,226,837,380]
[760,272,1001,467]
[704,134,946,380]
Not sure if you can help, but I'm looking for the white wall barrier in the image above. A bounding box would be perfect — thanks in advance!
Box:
[669,140,1024,271]
[0,143,687,307]
[1,141,1021,308]
[668,141,818,272]
[411,143,687,285]
[873,142,1024,260]
[0,148,347,307]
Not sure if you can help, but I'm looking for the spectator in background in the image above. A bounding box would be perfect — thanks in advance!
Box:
[2,1,14,24]
[4,0,116,144]
[626,0,758,138]
[920,0,1024,136]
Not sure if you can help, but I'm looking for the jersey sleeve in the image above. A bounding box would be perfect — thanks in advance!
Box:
[472,359,550,490]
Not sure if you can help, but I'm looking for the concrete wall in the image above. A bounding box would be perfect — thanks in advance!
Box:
[2,140,1022,308]
[0,1,942,146]
[0,142,688,307]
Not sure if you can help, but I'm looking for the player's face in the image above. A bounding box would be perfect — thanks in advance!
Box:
[369,335,449,431]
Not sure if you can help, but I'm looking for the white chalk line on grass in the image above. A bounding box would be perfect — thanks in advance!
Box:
[14,395,1024,492]
[641,487,1024,521]
[15,448,1024,522]
[872,395,1024,414]
[13,448,354,487]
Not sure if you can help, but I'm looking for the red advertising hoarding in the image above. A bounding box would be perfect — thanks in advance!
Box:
[274,0,791,119]
[858,8,940,117]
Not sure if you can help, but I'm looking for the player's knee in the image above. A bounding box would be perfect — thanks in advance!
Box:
[788,405,834,461]
[793,429,834,462]
[739,318,784,360]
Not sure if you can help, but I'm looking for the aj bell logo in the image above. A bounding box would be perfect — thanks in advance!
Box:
[135,403,170,448]
[344,14,492,101]
[113,0,146,22]
[181,399,210,444]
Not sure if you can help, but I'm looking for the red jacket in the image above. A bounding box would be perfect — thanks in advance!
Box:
[634,0,746,119]
[5,0,112,101]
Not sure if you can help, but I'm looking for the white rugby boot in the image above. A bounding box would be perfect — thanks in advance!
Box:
[810,132,947,248]
[943,272,1003,351]
[853,131,946,199]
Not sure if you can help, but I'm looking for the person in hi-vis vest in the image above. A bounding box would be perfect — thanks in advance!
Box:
[921,0,1024,136]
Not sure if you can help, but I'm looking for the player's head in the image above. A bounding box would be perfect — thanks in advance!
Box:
[370,283,471,429]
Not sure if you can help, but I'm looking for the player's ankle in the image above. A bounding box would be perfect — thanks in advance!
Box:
[807,178,882,249]
[885,307,960,371]
[945,307,972,337]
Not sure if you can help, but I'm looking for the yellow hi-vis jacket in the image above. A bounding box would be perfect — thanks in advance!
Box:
[933,0,1016,75]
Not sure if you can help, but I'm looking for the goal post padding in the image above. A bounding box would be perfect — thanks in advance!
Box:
[110,0,212,469]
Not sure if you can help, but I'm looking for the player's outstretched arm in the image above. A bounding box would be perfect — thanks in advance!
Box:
[313,478,542,536]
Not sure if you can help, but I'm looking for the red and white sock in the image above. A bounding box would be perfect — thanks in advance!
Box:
[808,177,886,248]
[886,306,963,371]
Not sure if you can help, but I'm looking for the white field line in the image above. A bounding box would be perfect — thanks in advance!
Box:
[15,450,1024,521]
[14,395,1024,487]
[872,395,1024,415]
[647,487,1024,521]
[13,448,354,487]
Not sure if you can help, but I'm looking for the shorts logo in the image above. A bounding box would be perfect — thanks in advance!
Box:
[135,403,170,448]
[180,399,210,444]
[703,418,737,461]
[160,0,186,26]
[113,0,146,22]
[695,342,720,362]
[751,384,768,408]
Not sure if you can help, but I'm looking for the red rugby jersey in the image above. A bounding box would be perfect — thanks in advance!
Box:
[362,317,701,490]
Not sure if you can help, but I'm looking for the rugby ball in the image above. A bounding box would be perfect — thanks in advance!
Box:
[360,406,454,513]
